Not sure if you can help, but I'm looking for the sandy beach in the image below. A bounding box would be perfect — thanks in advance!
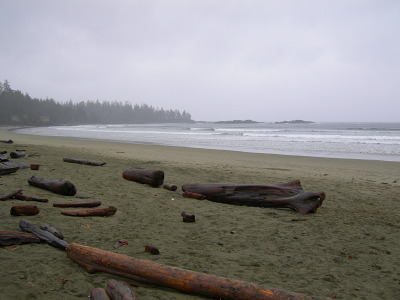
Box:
[1,127,399,300]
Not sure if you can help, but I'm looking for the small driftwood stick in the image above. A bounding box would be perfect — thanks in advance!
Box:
[90,288,111,300]
[0,188,23,201]
[182,191,206,200]
[163,184,177,191]
[19,219,68,249]
[28,175,77,196]
[10,205,40,216]
[122,168,164,187]
[63,157,106,166]
[10,150,26,158]
[0,231,41,246]
[14,194,49,203]
[40,223,64,240]
[182,180,326,215]
[66,243,324,300]
[53,201,102,208]
[61,206,117,217]
[106,279,138,300]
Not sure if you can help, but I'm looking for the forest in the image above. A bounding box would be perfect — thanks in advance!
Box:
[0,80,192,126]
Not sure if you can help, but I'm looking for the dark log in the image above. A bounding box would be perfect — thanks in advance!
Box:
[90,287,111,300]
[63,157,106,166]
[53,201,102,208]
[0,231,41,246]
[10,150,26,158]
[1,160,30,170]
[0,188,23,201]
[66,243,324,300]
[181,180,326,215]
[106,279,138,300]
[28,175,77,196]
[10,205,40,216]
[181,211,195,223]
[40,223,64,240]
[0,163,19,175]
[122,168,164,187]
[19,219,69,249]
[61,206,117,217]
[163,184,177,191]
[0,139,13,144]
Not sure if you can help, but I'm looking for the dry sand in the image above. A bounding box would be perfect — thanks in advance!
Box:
[0,127,399,300]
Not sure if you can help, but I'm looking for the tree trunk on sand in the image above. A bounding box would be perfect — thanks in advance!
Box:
[0,231,41,246]
[10,205,40,216]
[122,168,164,187]
[63,157,106,166]
[66,243,324,300]
[181,180,326,215]
[28,176,77,196]
[60,206,117,217]
[53,201,101,208]
[19,219,68,249]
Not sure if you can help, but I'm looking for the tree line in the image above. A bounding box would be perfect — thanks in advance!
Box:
[0,80,192,126]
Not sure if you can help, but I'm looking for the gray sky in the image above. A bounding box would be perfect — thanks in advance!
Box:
[1,0,399,122]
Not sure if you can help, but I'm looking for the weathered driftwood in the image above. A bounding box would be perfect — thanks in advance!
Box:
[10,205,40,216]
[122,168,164,187]
[40,223,64,240]
[63,157,106,166]
[0,139,13,144]
[181,180,326,215]
[0,188,23,201]
[0,231,41,246]
[163,183,177,191]
[61,206,117,217]
[19,219,68,249]
[10,150,26,158]
[1,160,30,170]
[181,211,196,223]
[28,175,77,196]
[90,287,111,300]
[53,200,101,208]
[66,243,324,300]
[106,279,139,300]
[182,191,206,200]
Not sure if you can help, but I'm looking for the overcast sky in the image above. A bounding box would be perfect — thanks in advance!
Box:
[1,0,399,122]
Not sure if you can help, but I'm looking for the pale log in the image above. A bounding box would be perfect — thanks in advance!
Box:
[40,223,64,240]
[19,219,68,249]
[181,180,326,215]
[63,157,106,166]
[28,175,77,196]
[122,168,164,187]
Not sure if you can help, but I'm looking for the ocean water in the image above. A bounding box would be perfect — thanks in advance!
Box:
[15,122,400,162]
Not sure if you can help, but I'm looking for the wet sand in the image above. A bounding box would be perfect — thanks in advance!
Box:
[1,127,399,299]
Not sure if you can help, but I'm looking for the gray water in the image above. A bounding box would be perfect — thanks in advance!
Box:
[15,122,400,162]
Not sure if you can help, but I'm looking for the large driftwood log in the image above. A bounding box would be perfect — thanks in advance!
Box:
[28,175,77,196]
[0,231,41,246]
[61,206,117,217]
[0,163,19,175]
[53,201,102,208]
[63,157,106,166]
[10,150,26,158]
[122,168,164,187]
[181,180,326,215]
[10,205,40,216]
[66,243,324,300]
[19,219,68,249]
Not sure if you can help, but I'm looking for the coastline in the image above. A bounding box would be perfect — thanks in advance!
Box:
[1,127,399,299]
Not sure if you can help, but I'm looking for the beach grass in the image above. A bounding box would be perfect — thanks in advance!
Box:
[1,127,399,299]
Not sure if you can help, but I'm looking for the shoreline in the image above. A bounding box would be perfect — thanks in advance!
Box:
[1,128,399,299]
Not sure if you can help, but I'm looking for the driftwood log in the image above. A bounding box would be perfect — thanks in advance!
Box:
[28,175,77,196]
[163,184,178,191]
[0,163,19,175]
[53,201,102,208]
[10,205,40,216]
[63,157,106,166]
[0,231,41,246]
[0,139,13,144]
[0,188,48,202]
[40,223,64,240]
[19,220,325,300]
[0,189,23,201]
[60,206,117,217]
[10,150,26,158]
[122,168,164,187]
[182,180,326,215]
